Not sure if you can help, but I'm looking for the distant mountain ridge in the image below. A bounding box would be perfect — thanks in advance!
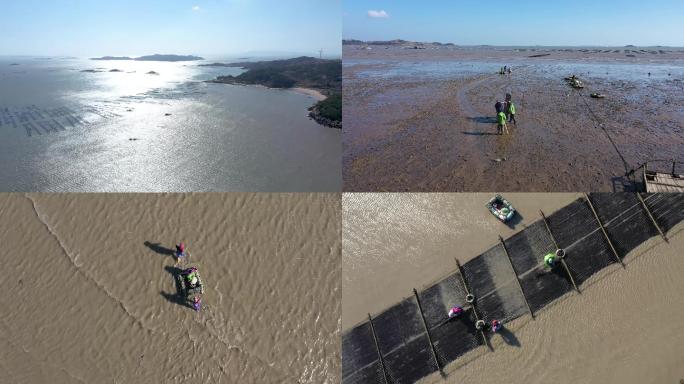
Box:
[207,56,341,91]
[343,39,456,47]
[91,54,204,62]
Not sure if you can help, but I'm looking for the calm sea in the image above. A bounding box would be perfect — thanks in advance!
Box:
[0,56,340,191]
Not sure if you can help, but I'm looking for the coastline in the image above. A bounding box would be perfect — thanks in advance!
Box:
[291,87,327,101]
[207,80,327,100]
[207,80,341,128]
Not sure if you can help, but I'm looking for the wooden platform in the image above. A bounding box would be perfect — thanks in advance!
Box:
[644,171,684,192]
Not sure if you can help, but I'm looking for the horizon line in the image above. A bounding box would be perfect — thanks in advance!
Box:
[341,39,684,48]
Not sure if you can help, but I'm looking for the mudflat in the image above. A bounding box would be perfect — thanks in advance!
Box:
[0,193,340,383]
[343,46,684,191]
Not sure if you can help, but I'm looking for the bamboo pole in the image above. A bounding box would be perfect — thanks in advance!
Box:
[455,258,491,351]
[368,314,390,384]
[584,193,624,267]
[413,289,444,376]
[636,193,668,242]
[540,210,580,293]
[498,236,534,318]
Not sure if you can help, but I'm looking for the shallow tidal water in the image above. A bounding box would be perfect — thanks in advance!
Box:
[0,193,341,383]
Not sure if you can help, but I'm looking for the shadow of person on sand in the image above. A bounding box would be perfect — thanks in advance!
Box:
[144,241,175,256]
[468,116,498,124]
[498,327,521,347]
[462,130,499,136]
[160,265,193,309]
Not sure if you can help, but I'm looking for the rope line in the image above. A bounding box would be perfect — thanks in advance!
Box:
[574,88,631,174]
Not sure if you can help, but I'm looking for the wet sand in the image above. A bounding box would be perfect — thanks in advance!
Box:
[343,46,684,192]
[342,192,684,384]
[0,193,340,383]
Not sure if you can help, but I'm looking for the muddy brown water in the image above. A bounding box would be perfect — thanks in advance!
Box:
[0,193,340,383]
[343,192,684,384]
[343,47,684,192]
[342,192,580,328]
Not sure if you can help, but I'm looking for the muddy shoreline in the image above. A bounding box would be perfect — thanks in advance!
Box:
[343,46,684,191]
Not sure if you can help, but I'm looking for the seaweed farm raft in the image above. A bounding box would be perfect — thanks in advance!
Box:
[0,105,121,137]
[342,193,684,384]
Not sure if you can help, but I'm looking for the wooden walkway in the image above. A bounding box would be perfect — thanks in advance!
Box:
[644,171,684,192]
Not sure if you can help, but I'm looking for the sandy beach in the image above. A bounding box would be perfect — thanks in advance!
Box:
[291,87,328,101]
[343,46,684,192]
[342,192,684,384]
[0,193,340,384]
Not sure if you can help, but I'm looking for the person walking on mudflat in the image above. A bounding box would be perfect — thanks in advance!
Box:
[507,100,517,124]
[497,110,509,134]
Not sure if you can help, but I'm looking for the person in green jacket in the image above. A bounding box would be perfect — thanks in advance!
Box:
[507,101,517,124]
[497,111,508,135]
[544,253,557,268]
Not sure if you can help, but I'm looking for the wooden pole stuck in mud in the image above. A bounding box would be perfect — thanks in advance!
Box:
[539,210,580,294]
[367,314,391,384]
[584,194,624,268]
[498,236,535,319]
[636,193,668,242]
[413,289,444,376]
[455,258,492,351]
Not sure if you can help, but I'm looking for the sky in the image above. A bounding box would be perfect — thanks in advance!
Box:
[343,0,684,46]
[0,0,341,57]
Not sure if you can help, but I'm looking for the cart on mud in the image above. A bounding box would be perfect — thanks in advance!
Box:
[176,264,204,311]
[564,75,585,89]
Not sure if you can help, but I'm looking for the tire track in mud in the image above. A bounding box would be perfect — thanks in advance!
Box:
[456,66,532,120]
[23,195,304,384]
[451,74,506,187]
[452,66,565,190]
[456,74,498,119]
[25,194,155,334]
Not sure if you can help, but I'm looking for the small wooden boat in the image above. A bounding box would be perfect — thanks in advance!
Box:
[486,195,516,222]
[590,93,605,98]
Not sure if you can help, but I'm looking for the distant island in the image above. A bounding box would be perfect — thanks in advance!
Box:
[91,54,204,62]
[343,39,456,49]
[207,57,341,128]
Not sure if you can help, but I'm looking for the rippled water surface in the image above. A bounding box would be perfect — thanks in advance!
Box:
[0,193,341,383]
[0,57,340,191]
